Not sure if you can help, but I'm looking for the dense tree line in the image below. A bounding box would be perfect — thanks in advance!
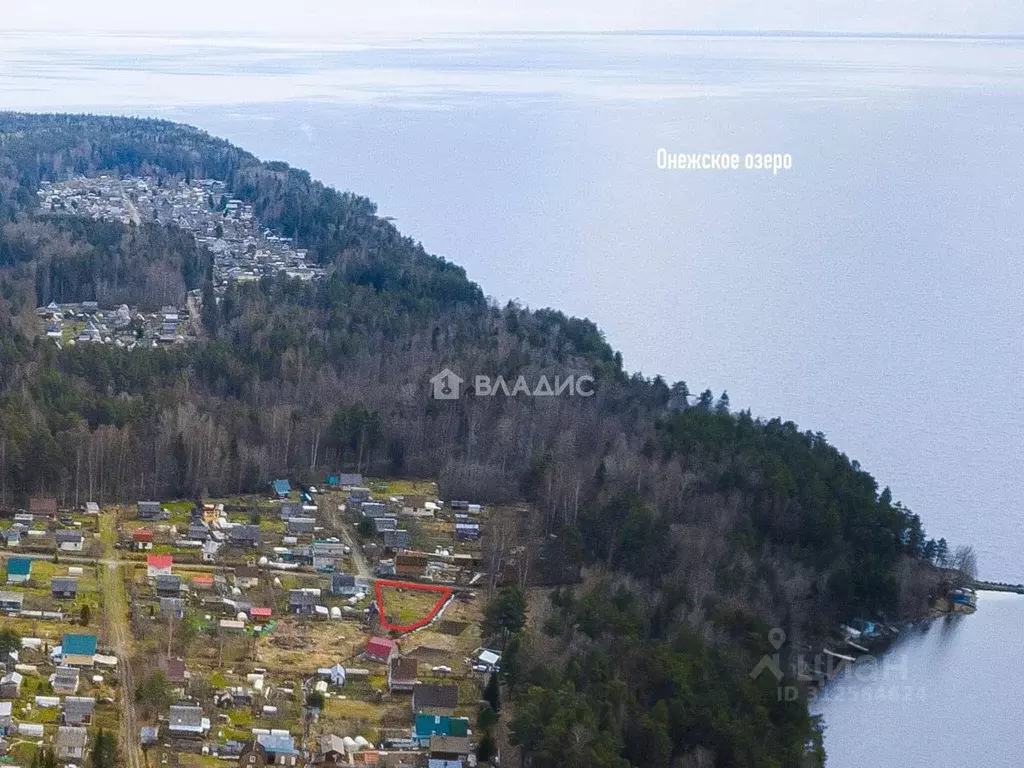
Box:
[0,113,954,767]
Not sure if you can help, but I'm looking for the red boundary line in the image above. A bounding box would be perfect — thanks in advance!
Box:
[375,579,453,633]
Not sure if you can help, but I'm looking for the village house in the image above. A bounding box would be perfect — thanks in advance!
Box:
[366,636,397,664]
[388,656,418,693]
[160,597,185,620]
[51,577,78,600]
[156,574,183,597]
[6,557,31,584]
[250,607,272,624]
[316,663,346,687]
[85,502,100,515]
[288,590,317,615]
[413,714,470,748]
[219,619,246,634]
[412,683,459,715]
[233,566,260,589]
[454,517,481,542]
[279,501,303,520]
[287,517,316,535]
[29,497,59,520]
[313,541,345,558]
[400,495,427,513]
[395,552,430,579]
[137,500,164,520]
[147,554,173,578]
[256,732,299,766]
[330,573,358,597]
[373,516,399,533]
[132,528,154,550]
[51,666,80,695]
[168,704,209,737]
[318,734,347,764]
[383,529,411,552]
[56,726,89,761]
[229,525,262,547]
[238,740,268,767]
[271,479,291,498]
[140,726,159,747]
[0,591,24,612]
[4,528,20,547]
[61,634,98,666]
[55,530,85,551]
[62,696,96,726]
[429,735,472,763]
[162,658,189,689]
[202,538,220,562]
[192,574,214,591]
[0,671,23,699]
[360,501,388,518]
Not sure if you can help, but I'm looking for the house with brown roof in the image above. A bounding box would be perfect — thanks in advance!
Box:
[238,740,268,767]
[388,656,418,692]
[318,734,347,764]
[412,683,458,715]
[429,734,471,762]
[29,497,58,519]
[132,528,154,550]
[395,551,430,578]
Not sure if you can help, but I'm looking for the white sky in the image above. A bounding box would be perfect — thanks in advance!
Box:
[4,0,1023,37]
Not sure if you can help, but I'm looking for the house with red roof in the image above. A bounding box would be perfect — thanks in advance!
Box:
[147,554,173,578]
[250,607,272,623]
[191,574,214,590]
[132,529,154,551]
[365,636,397,664]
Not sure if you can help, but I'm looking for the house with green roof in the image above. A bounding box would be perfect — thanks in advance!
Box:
[414,713,469,747]
[5,558,31,584]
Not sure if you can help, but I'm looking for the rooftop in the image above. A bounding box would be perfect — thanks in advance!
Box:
[62,634,97,656]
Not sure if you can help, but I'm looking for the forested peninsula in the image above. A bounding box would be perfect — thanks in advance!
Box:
[0,113,967,767]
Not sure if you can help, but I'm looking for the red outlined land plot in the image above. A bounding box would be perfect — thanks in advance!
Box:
[375,579,453,633]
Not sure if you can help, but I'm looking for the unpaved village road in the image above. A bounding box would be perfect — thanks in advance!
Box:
[324,500,371,579]
[102,561,142,768]
[98,514,143,768]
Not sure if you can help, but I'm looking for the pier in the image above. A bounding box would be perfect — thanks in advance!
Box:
[972,580,1024,595]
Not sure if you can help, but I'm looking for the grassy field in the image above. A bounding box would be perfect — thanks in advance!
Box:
[378,585,448,628]
[371,478,438,498]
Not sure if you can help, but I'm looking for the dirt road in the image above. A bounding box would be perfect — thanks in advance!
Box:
[99,516,143,768]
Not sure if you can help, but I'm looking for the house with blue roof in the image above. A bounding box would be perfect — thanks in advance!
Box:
[414,713,470,747]
[271,479,291,498]
[6,557,31,583]
[61,634,98,666]
[256,732,299,765]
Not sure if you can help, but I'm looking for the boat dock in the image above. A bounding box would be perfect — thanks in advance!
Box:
[972,580,1024,595]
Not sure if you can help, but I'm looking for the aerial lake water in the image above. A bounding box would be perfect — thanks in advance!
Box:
[812,591,1024,766]
[1,30,1022,764]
